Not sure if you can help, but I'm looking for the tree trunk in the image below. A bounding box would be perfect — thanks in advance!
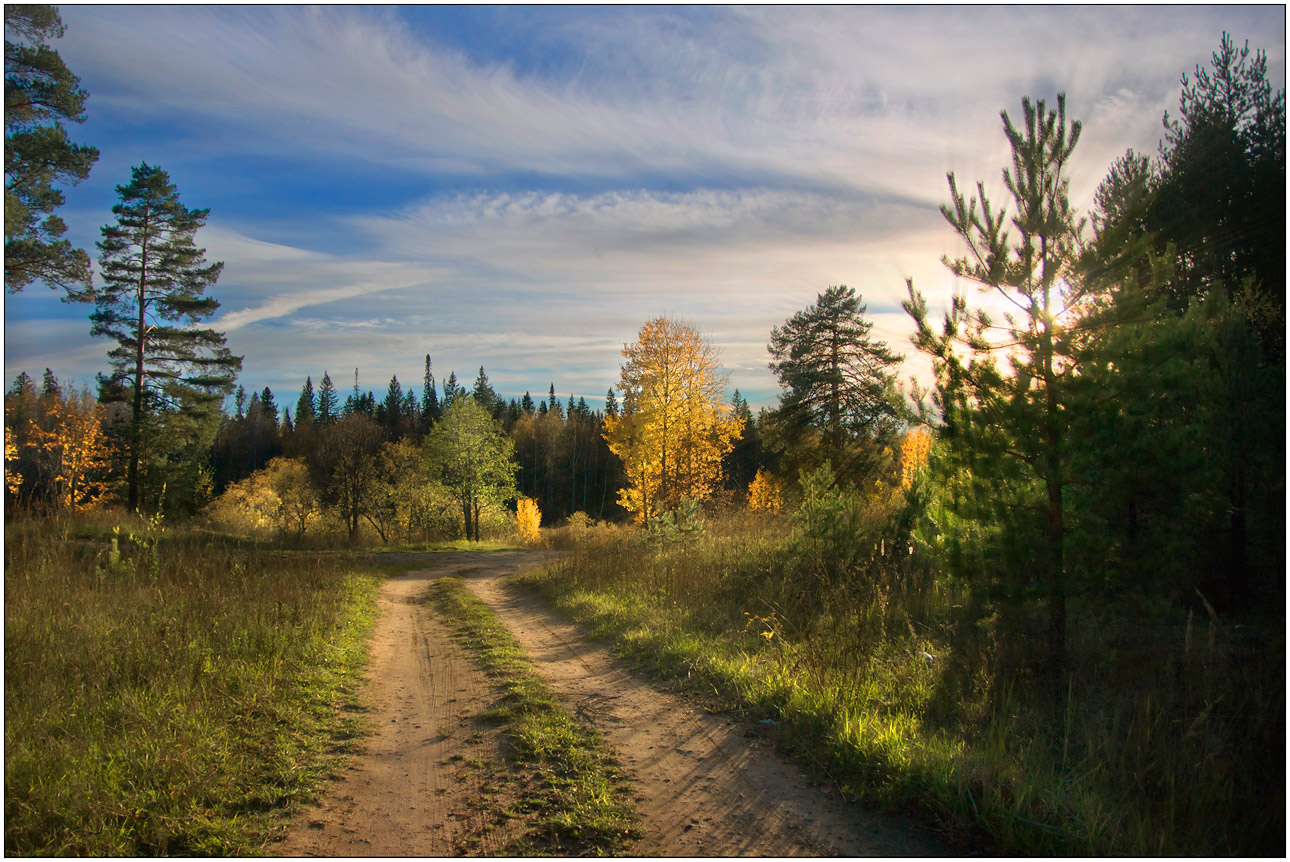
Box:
[1227,454,1248,607]
[129,221,150,512]
[829,329,842,460]
[364,512,388,544]
[1046,476,1066,667]
[1040,265,1066,672]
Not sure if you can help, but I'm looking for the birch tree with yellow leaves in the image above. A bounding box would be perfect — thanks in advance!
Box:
[13,383,111,511]
[603,317,742,522]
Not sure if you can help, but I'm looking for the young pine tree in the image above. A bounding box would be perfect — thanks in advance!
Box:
[905,94,1087,669]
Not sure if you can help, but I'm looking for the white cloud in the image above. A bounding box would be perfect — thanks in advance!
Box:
[63,6,1283,201]
[16,5,1283,409]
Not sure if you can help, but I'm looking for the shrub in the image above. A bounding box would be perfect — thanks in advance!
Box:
[516,497,543,545]
[206,457,322,542]
[746,467,783,512]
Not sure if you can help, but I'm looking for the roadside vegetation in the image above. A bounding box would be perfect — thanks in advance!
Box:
[428,576,637,855]
[520,496,1282,856]
[3,512,381,856]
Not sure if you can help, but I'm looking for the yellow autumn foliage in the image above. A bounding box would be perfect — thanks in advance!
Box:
[603,317,743,523]
[24,387,111,511]
[898,426,932,489]
[746,467,783,512]
[516,497,543,544]
[207,457,322,540]
[4,424,21,497]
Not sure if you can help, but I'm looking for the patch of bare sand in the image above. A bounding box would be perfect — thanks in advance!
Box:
[457,555,949,857]
[275,555,528,857]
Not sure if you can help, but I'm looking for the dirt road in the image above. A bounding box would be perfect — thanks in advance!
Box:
[276,554,522,856]
[277,551,945,856]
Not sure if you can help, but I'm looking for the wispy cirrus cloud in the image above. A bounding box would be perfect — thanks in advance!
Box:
[9,5,1282,409]
[63,6,1281,199]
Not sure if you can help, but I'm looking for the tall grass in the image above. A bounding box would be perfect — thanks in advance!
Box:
[4,513,382,856]
[518,509,1285,856]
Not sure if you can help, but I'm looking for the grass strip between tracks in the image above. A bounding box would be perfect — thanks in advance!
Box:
[426,576,637,856]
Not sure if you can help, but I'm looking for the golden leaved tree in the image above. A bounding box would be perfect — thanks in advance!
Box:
[898,427,932,489]
[603,317,742,522]
[516,497,542,544]
[746,467,783,512]
[24,386,111,511]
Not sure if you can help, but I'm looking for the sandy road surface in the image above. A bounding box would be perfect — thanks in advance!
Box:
[276,554,524,856]
[278,551,946,856]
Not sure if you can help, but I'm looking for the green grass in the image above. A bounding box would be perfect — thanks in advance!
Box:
[4,514,383,856]
[514,511,1285,857]
[426,576,637,856]
[368,539,527,554]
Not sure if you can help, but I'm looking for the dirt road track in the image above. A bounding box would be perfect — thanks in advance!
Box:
[458,553,945,857]
[276,555,517,856]
[277,551,946,856]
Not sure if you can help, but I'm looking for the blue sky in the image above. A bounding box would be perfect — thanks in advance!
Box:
[4,5,1284,412]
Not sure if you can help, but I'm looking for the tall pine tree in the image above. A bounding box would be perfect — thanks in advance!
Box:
[92,163,240,510]
[420,354,439,429]
[317,371,337,424]
[768,284,902,479]
[4,4,99,294]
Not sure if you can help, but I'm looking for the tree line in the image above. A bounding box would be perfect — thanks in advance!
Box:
[5,7,1284,651]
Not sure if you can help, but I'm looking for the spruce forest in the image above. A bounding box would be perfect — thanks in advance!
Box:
[5,7,1284,857]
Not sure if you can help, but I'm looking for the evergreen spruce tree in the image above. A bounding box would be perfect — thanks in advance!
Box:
[260,387,278,429]
[40,367,59,397]
[472,365,499,413]
[443,371,462,407]
[420,354,439,429]
[520,391,534,414]
[295,375,316,427]
[1152,32,1285,359]
[401,387,418,433]
[317,371,337,424]
[1086,33,1286,608]
[381,374,404,437]
[92,162,240,510]
[4,4,99,294]
[605,387,618,419]
[8,371,35,398]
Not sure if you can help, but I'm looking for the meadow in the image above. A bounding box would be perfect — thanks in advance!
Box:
[4,513,381,855]
[5,495,1281,856]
